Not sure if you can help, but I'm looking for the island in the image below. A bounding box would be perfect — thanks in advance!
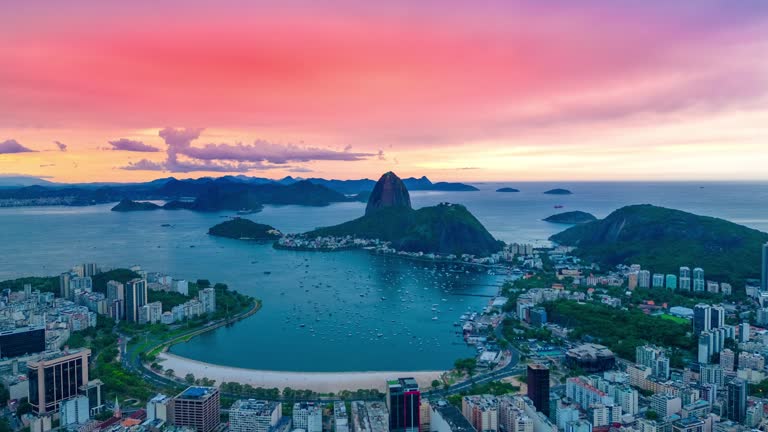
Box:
[300,172,503,256]
[549,204,768,282]
[111,199,161,211]
[544,188,573,195]
[208,218,282,240]
[543,211,597,224]
[496,187,520,193]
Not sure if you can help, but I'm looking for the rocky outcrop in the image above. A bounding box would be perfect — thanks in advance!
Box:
[365,172,412,216]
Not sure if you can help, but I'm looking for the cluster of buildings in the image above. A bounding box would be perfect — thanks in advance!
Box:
[60,264,216,326]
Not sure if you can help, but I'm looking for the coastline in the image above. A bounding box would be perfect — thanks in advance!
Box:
[157,352,443,392]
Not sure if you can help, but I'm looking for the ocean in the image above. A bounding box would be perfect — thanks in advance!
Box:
[1,181,767,371]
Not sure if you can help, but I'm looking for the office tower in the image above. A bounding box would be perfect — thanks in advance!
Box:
[106,281,124,303]
[710,306,725,330]
[638,270,651,289]
[82,263,99,277]
[679,267,691,292]
[200,287,216,314]
[693,304,711,335]
[147,394,170,422]
[462,395,499,432]
[27,349,91,415]
[652,274,665,288]
[60,395,90,426]
[124,278,148,323]
[739,323,750,343]
[527,364,550,417]
[693,268,705,292]
[293,402,323,432]
[720,349,736,372]
[0,326,46,358]
[666,275,677,290]
[698,333,713,364]
[387,378,421,432]
[726,379,747,423]
[762,243,768,292]
[230,400,281,432]
[650,394,682,420]
[699,364,724,387]
[170,386,221,432]
[59,272,72,299]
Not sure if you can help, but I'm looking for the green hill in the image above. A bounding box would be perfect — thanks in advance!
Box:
[309,204,503,256]
[208,218,282,240]
[544,211,597,224]
[111,199,161,211]
[550,204,768,283]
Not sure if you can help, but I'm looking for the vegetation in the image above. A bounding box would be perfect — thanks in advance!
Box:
[544,300,695,360]
[551,204,768,284]
[310,204,503,256]
[543,211,597,224]
[0,275,57,295]
[447,381,520,406]
[92,268,141,294]
[208,218,281,240]
[454,357,478,376]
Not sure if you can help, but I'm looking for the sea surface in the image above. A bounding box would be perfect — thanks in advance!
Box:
[1,181,768,372]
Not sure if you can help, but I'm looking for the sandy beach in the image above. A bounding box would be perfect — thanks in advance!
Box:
[157,352,444,393]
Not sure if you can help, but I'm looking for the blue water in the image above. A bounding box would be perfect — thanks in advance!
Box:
[1,181,767,371]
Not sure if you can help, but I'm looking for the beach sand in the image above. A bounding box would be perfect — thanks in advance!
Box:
[157,352,444,393]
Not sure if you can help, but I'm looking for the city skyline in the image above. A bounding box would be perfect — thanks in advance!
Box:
[1,1,768,182]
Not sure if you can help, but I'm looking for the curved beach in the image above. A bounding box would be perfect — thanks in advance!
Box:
[157,352,443,392]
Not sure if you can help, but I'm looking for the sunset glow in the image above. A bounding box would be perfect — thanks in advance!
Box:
[2,0,768,182]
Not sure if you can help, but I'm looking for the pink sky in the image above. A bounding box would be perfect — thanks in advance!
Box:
[1,0,767,182]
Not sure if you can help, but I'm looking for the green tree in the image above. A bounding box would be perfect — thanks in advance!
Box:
[185,373,196,384]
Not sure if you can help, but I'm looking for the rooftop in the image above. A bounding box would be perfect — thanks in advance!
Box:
[176,386,218,401]
[431,401,477,432]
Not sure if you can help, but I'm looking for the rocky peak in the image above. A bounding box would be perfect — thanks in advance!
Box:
[365,171,412,215]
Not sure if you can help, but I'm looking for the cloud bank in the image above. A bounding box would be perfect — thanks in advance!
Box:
[108,138,161,152]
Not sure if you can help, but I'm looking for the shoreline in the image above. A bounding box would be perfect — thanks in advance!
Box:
[156,352,443,392]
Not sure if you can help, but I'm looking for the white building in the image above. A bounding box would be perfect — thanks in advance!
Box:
[293,401,323,432]
[200,288,216,314]
[60,396,90,426]
[147,394,169,422]
[230,399,282,432]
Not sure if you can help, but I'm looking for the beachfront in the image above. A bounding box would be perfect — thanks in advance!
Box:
[157,352,443,393]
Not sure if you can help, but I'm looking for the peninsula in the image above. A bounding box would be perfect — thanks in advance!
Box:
[303,172,503,256]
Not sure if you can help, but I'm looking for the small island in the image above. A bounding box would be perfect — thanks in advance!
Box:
[544,211,597,224]
[111,199,162,211]
[496,187,520,193]
[544,188,573,195]
[208,218,282,240]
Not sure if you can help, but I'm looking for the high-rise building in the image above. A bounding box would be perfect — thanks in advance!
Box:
[527,364,550,417]
[229,399,281,432]
[726,379,747,423]
[693,268,705,292]
[710,306,725,330]
[693,304,711,335]
[170,386,221,432]
[199,287,216,314]
[293,401,323,432]
[666,275,677,290]
[147,394,170,422]
[27,348,91,415]
[762,243,768,292]
[679,267,691,292]
[0,326,46,358]
[652,274,665,288]
[628,272,639,290]
[739,323,750,343]
[614,386,639,416]
[462,395,499,432]
[124,278,148,323]
[387,378,420,432]
[106,281,124,303]
[334,401,350,432]
[699,364,724,387]
[650,394,681,420]
[60,395,90,426]
[82,263,99,278]
[638,271,651,289]
[738,352,765,371]
[59,272,72,299]
[720,349,736,372]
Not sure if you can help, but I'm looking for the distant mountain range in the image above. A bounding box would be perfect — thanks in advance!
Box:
[0,174,476,208]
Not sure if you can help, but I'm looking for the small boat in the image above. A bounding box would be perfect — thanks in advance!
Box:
[554,205,564,209]
[264,271,271,275]
[432,316,438,320]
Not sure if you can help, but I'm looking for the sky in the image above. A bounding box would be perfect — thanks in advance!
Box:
[1,0,767,183]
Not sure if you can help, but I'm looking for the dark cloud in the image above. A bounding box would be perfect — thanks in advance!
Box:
[287,167,314,173]
[121,127,373,173]
[377,150,386,161]
[0,139,35,154]
[54,141,67,152]
[40,164,56,167]
[108,138,161,152]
